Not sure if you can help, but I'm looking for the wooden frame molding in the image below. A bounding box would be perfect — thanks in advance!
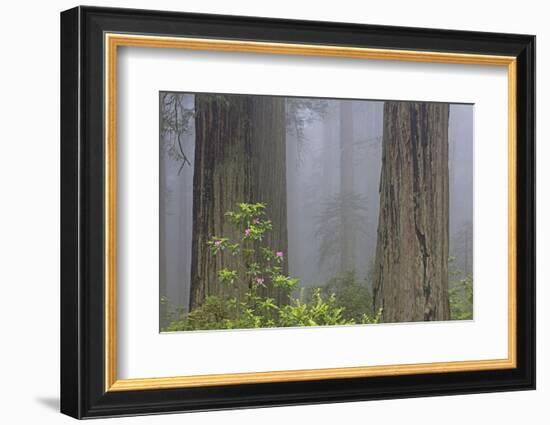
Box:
[104,33,518,392]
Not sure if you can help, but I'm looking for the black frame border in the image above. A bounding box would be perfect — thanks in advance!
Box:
[60,6,535,419]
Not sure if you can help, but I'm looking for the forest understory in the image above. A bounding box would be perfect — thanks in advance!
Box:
[159,93,474,332]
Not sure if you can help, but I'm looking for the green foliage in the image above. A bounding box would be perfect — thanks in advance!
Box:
[360,309,384,325]
[218,268,238,285]
[450,275,473,320]
[448,257,473,320]
[163,288,380,332]
[279,289,351,327]
[316,271,376,321]
[162,202,381,332]
[207,202,297,294]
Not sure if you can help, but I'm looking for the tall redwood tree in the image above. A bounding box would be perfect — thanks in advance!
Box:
[189,94,288,310]
[373,101,450,322]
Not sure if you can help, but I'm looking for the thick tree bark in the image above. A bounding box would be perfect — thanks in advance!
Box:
[190,95,252,310]
[250,96,289,304]
[189,94,287,310]
[373,102,450,323]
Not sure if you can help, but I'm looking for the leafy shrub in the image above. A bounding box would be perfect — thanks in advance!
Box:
[164,288,380,332]
[448,257,473,320]
[314,271,375,321]
[449,275,473,320]
[162,203,381,332]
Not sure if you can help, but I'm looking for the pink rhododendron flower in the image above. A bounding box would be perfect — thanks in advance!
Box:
[255,277,265,287]
[245,228,251,237]
[276,251,284,259]
[214,240,222,247]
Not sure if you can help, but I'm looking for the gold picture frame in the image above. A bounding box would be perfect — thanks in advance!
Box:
[104,33,517,392]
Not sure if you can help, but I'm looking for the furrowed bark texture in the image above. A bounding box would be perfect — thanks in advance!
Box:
[250,96,289,305]
[190,94,288,310]
[373,101,450,323]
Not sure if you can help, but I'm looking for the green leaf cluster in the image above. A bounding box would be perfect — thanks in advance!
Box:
[450,275,473,320]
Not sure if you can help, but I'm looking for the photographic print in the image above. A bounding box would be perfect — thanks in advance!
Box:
[159,92,473,332]
[61,9,535,417]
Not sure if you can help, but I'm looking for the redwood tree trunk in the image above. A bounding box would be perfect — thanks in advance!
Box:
[373,101,450,323]
[250,96,289,304]
[190,95,252,310]
[189,94,287,310]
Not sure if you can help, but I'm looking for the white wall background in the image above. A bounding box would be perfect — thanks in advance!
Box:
[0,0,544,423]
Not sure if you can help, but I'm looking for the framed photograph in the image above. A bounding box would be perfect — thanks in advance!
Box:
[60,6,535,419]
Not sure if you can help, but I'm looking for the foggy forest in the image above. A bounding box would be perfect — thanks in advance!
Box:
[159,92,473,332]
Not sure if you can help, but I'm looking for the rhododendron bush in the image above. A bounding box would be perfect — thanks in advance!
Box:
[163,203,381,331]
